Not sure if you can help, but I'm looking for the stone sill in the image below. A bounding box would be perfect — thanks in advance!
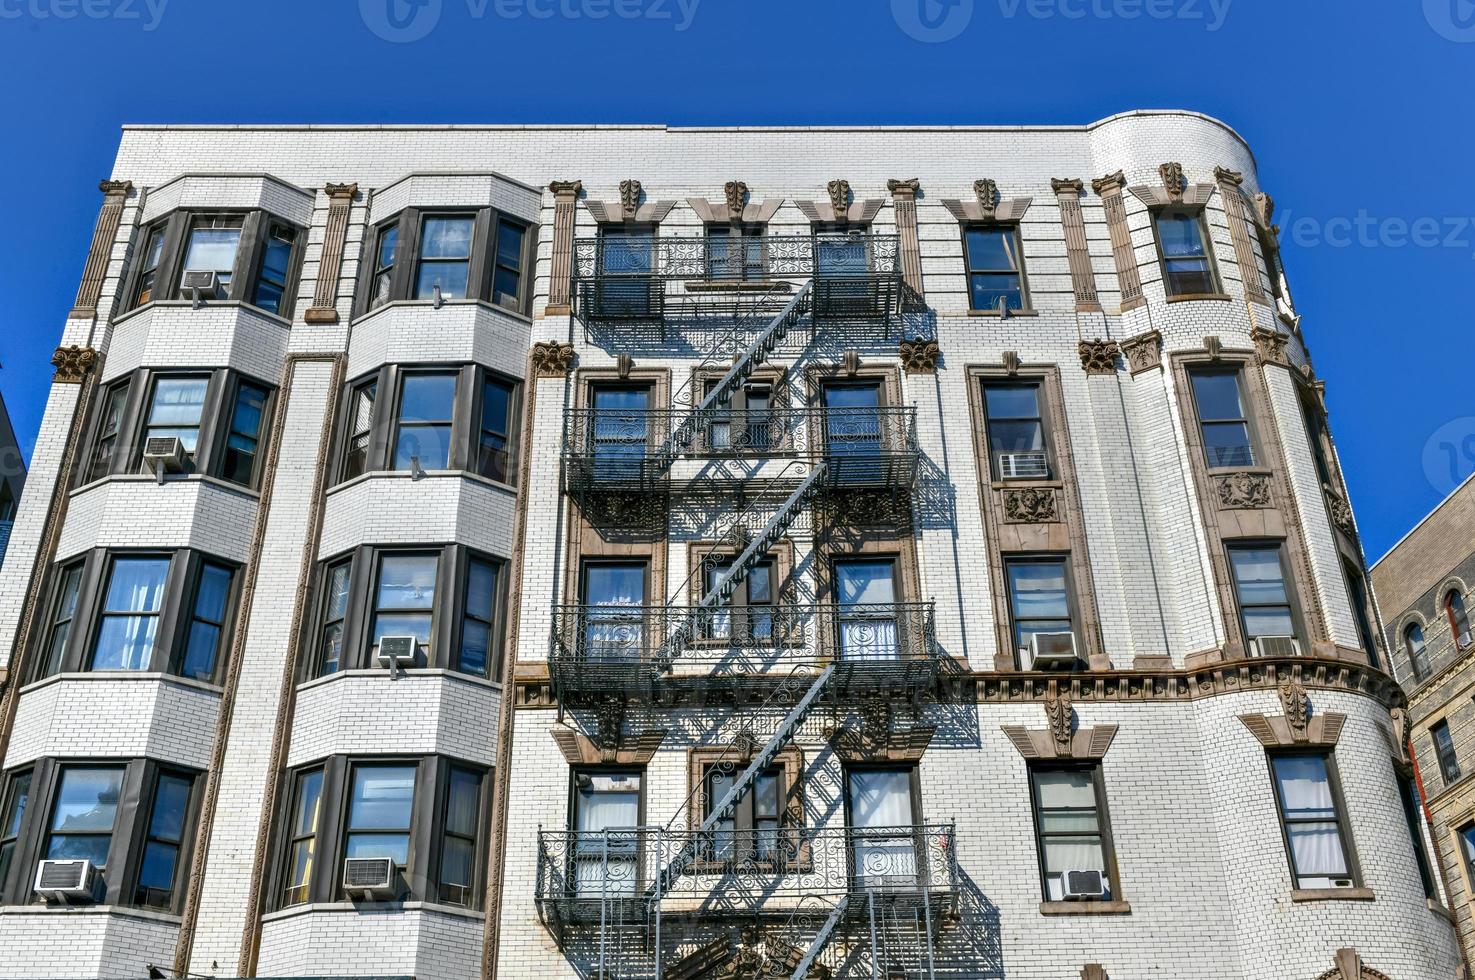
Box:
[0,903,182,924]
[966,308,1038,317]
[1039,900,1130,915]
[1165,293,1232,304]
[19,671,225,699]
[324,468,518,501]
[1428,898,1455,923]
[1290,887,1374,902]
[261,900,484,924]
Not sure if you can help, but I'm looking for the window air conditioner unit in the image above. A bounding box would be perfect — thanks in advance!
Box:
[998,451,1048,480]
[1061,869,1108,901]
[1251,635,1301,659]
[342,857,397,900]
[181,269,222,301]
[1027,632,1080,671]
[377,635,418,668]
[34,859,97,902]
[142,436,189,482]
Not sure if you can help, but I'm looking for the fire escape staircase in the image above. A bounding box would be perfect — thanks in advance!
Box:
[789,896,850,979]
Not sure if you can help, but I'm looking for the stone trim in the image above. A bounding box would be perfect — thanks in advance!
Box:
[1238,679,1348,747]
[1251,325,1290,366]
[1313,948,1393,980]
[940,193,1033,224]
[51,345,98,384]
[1127,163,1216,209]
[1090,172,1145,311]
[899,337,940,374]
[1215,167,1270,305]
[304,182,358,324]
[583,179,678,226]
[531,340,576,378]
[794,178,885,225]
[1041,901,1131,915]
[70,180,133,319]
[552,724,667,766]
[685,744,805,833]
[1003,720,1118,761]
[827,695,936,763]
[1081,965,1111,979]
[1052,178,1101,312]
[1078,339,1120,375]
[545,180,582,314]
[887,178,925,298]
[686,185,783,225]
[1120,330,1162,375]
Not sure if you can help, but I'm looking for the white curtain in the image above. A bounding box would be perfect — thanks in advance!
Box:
[575,777,640,896]
[849,771,916,886]
[838,563,898,661]
[1275,758,1347,881]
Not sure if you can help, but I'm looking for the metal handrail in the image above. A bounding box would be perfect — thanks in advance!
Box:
[573,234,902,281]
[563,406,918,462]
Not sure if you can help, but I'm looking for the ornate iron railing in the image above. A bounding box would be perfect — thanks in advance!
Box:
[563,406,918,489]
[550,601,937,695]
[535,823,957,925]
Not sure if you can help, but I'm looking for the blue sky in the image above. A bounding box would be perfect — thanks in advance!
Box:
[0,0,1471,560]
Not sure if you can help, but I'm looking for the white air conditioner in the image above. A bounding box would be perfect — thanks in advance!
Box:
[377,635,418,668]
[143,436,189,476]
[998,451,1049,480]
[343,857,398,899]
[1061,868,1108,901]
[180,269,222,300]
[1251,635,1302,659]
[34,859,96,902]
[1027,632,1080,671]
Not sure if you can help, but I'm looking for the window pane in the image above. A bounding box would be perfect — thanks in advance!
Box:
[3,774,31,839]
[1230,549,1289,605]
[400,374,457,423]
[847,770,913,828]
[439,837,475,904]
[1201,421,1255,468]
[147,378,209,453]
[184,226,242,276]
[420,217,474,259]
[1191,372,1245,422]
[1273,756,1335,817]
[1243,607,1296,638]
[192,564,232,625]
[135,840,179,906]
[349,766,416,830]
[345,833,410,866]
[459,622,490,677]
[984,384,1039,420]
[103,558,170,614]
[223,383,269,485]
[93,616,159,671]
[496,222,525,271]
[466,560,498,622]
[1008,563,1070,619]
[965,228,1017,271]
[970,275,1024,312]
[988,419,1045,455]
[446,769,481,837]
[148,774,191,842]
[377,556,438,611]
[46,835,113,866]
[1157,214,1207,257]
[294,770,323,836]
[416,262,469,301]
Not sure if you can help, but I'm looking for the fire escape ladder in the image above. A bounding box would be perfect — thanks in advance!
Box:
[649,663,835,897]
[652,461,828,672]
[651,281,814,475]
[789,896,850,980]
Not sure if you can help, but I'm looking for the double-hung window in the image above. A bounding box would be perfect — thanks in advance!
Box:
[477,379,515,483]
[84,383,130,483]
[1189,369,1255,468]
[124,209,303,316]
[44,766,125,872]
[846,768,919,890]
[1029,765,1117,902]
[143,376,209,460]
[982,381,1050,480]
[1433,720,1461,784]
[1227,544,1297,652]
[363,208,533,314]
[132,226,168,307]
[964,225,1026,312]
[221,380,271,486]
[90,556,170,671]
[415,215,475,301]
[369,554,440,663]
[1406,623,1431,681]
[438,767,484,906]
[571,770,642,897]
[344,764,416,883]
[458,559,500,678]
[179,562,234,680]
[316,560,353,676]
[1269,753,1356,890]
[392,373,457,472]
[282,768,323,907]
[1004,557,1075,667]
[1397,774,1437,900]
[252,222,298,315]
[371,223,400,309]
[703,765,783,865]
[1449,591,1472,650]
[1153,210,1219,297]
[491,219,527,309]
[133,771,193,909]
[40,563,83,678]
[181,215,245,298]
[702,558,775,645]
[706,223,765,280]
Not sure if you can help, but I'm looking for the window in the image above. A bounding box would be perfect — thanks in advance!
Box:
[124,210,302,315]
[438,767,484,906]
[846,768,918,890]
[1189,369,1255,468]
[571,770,642,897]
[1301,397,1335,489]
[1227,544,1297,648]
[252,223,298,315]
[1269,753,1356,889]
[334,366,519,486]
[0,482,13,523]
[964,225,1026,312]
[80,369,275,486]
[835,559,899,661]
[1433,720,1461,784]
[1005,557,1074,663]
[309,546,504,678]
[133,772,193,909]
[594,225,656,317]
[36,549,237,682]
[707,223,764,280]
[1029,765,1116,902]
[1397,774,1437,900]
[982,381,1050,480]
[370,554,439,662]
[1460,824,1475,892]
[1406,623,1431,681]
[181,215,244,298]
[0,770,31,894]
[45,766,125,880]
[702,557,775,644]
[581,562,648,664]
[703,765,782,864]
[282,768,323,907]
[589,385,652,481]
[1343,562,1379,667]
[361,207,535,314]
[1154,210,1218,297]
[90,556,170,671]
[1448,590,1471,650]
[275,756,487,909]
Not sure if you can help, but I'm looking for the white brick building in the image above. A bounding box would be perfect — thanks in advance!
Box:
[0,113,1458,980]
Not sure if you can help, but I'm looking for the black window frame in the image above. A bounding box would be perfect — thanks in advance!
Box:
[1151,206,1222,299]
[1026,761,1121,903]
[1342,559,1380,668]
[1397,773,1437,901]
[842,764,924,890]
[699,762,787,867]
[121,208,305,318]
[0,758,201,911]
[270,754,488,910]
[330,364,521,489]
[28,548,240,685]
[76,368,276,490]
[357,207,536,317]
[962,222,1030,313]
[1433,720,1461,785]
[1266,750,1360,891]
[303,544,507,681]
[704,221,766,281]
[1186,366,1259,470]
[1225,541,1304,650]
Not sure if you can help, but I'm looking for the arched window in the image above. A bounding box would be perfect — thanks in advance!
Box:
[1448,591,1471,651]
[1405,623,1430,679]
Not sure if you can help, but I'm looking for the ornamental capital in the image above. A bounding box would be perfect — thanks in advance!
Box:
[1051,177,1084,195]
[1078,338,1120,375]
[51,345,98,384]
[531,340,575,378]
[98,179,133,196]
[1091,170,1126,195]
[1213,166,1244,187]
[324,182,358,200]
[548,179,583,197]
[887,177,920,197]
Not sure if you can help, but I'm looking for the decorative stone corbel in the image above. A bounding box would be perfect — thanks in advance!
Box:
[725,180,747,216]
[1251,326,1289,366]
[795,179,884,225]
[1078,339,1120,375]
[1127,164,1216,209]
[941,180,1032,223]
[531,340,575,378]
[899,337,940,375]
[583,180,677,225]
[1204,336,1224,360]
[686,182,783,225]
[841,351,862,377]
[1045,690,1073,751]
[616,353,634,379]
[1238,679,1348,747]
[1160,162,1186,203]
[551,725,667,767]
[974,178,998,219]
[828,179,849,215]
[1002,351,1021,376]
[1120,330,1162,375]
[1081,967,1110,980]
[1384,707,1413,769]
[827,696,935,764]
[52,345,98,384]
[1002,685,1119,760]
[620,179,642,218]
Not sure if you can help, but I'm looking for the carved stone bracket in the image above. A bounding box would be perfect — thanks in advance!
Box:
[941,189,1032,224]
[1002,718,1119,761]
[531,341,575,378]
[1214,471,1272,510]
[686,186,783,225]
[828,696,934,763]
[1314,948,1393,980]
[1251,326,1289,366]
[1120,330,1162,375]
[1128,165,1216,209]
[1325,487,1356,536]
[828,179,849,215]
[584,179,677,225]
[725,180,747,216]
[1002,487,1058,524]
[51,345,98,384]
[1160,162,1186,202]
[899,337,940,374]
[620,179,641,217]
[1078,339,1120,375]
[1045,692,1073,750]
[1239,681,1347,747]
[974,178,998,218]
[552,724,668,766]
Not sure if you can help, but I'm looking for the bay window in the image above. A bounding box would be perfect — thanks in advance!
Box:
[122,209,304,316]
[362,207,533,314]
